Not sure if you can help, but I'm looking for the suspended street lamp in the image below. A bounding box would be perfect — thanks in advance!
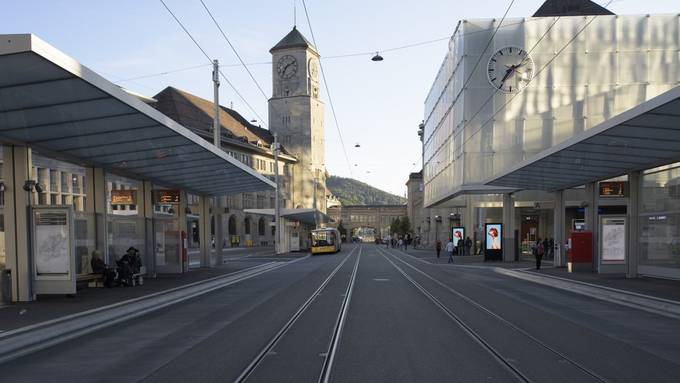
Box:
[371,52,384,62]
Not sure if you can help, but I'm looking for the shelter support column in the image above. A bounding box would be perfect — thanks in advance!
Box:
[142,181,155,276]
[627,171,640,278]
[199,195,211,268]
[584,182,599,271]
[553,190,565,267]
[179,191,188,272]
[502,193,516,262]
[4,146,32,301]
[85,168,107,259]
[464,196,474,251]
[214,196,224,266]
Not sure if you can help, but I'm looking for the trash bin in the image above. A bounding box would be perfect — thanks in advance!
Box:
[1,269,11,305]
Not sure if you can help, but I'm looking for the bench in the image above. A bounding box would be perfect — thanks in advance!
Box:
[76,273,104,288]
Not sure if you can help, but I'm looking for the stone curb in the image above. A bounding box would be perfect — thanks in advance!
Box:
[495,268,680,321]
[0,256,307,364]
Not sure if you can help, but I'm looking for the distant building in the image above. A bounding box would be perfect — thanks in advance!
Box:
[328,204,407,240]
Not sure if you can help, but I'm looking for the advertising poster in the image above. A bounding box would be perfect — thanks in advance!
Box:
[452,227,465,247]
[602,219,626,262]
[486,223,502,250]
[34,211,70,275]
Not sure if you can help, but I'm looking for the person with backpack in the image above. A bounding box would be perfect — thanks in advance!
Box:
[446,238,455,264]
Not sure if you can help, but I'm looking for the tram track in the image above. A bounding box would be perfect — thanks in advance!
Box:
[233,245,362,383]
[379,247,610,383]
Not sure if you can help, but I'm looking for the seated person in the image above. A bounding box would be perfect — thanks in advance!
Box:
[117,247,142,286]
[91,250,116,288]
[90,250,107,274]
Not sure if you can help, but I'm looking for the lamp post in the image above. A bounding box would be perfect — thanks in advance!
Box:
[273,133,282,255]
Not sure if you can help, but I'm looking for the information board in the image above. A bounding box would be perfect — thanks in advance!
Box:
[154,190,181,204]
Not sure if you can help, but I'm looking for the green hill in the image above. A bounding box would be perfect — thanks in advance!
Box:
[327,176,406,206]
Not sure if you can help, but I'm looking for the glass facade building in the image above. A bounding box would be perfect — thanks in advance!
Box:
[421,14,680,278]
[423,15,680,207]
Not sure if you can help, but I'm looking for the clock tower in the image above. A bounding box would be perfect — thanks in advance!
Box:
[269,27,326,212]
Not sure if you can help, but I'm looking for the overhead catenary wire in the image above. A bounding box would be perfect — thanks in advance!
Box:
[110,18,562,87]
[301,0,353,177]
[158,0,267,125]
[199,0,269,102]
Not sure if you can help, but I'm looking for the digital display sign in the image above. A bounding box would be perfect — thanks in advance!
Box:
[111,190,136,205]
[599,181,627,197]
[485,223,502,250]
[452,227,465,247]
[154,190,181,204]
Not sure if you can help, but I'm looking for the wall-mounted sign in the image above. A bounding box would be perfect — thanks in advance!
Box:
[154,190,181,204]
[600,181,627,197]
[111,189,136,205]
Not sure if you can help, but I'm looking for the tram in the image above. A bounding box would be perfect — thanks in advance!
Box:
[310,227,342,254]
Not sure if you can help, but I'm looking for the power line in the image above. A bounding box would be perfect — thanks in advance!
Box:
[114,63,211,83]
[301,0,353,177]
[199,0,269,101]
[158,0,267,125]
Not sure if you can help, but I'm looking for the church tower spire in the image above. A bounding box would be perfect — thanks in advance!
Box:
[269,27,326,212]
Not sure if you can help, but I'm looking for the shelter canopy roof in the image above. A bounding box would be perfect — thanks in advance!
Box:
[0,34,274,196]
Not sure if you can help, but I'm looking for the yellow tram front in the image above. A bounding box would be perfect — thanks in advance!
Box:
[311,228,341,254]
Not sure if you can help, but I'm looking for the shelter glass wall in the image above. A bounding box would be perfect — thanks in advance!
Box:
[152,186,181,274]
[32,152,94,274]
[0,147,4,274]
[640,163,680,272]
[106,173,144,265]
[186,193,201,268]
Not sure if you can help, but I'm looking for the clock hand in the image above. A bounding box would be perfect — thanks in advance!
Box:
[500,65,516,83]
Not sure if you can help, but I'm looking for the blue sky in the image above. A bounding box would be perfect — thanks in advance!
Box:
[2,0,677,195]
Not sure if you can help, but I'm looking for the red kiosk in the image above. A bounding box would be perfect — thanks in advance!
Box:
[568,231,593,272]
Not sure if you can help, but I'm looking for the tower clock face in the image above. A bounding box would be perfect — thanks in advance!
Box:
[487,46,534,94]
[277,55,298,79]
[308,58,319,81]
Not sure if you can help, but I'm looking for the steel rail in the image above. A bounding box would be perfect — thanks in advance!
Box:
[233,246,359,383]
[318,245,362,383]
[378,247,531,383]
[386,248,609,383]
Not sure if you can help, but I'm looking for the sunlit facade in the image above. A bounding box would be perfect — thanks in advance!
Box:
[423,14,680,206]
[421,13,680,278]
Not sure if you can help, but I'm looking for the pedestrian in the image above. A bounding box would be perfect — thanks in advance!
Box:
[398,238,403,249]
[436,240,442,259]
[543,237,550,260]
[404,236,409,251]
[457,237,465,256]
[535,238,544,270]
[465,236,472,257]
[446,238,455,263]
[385,237,389,248]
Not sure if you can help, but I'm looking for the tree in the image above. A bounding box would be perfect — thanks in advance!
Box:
[390,217,401,236]
[399,216,411,236]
